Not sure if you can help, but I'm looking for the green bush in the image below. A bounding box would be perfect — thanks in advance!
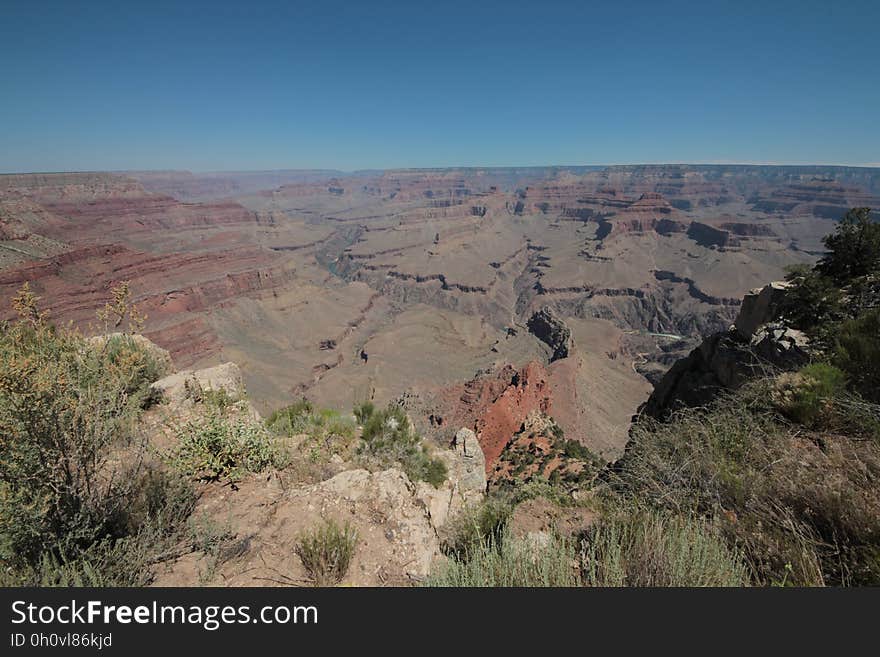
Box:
[267,400,356,468]
[295,519,358,586]
[0,285,186,579]
[817,207,880,284]
[780,266,845,344]
[266,398,315,434]
[442,495,514,559]
[353,400,375,425]
[101,334,170,404]
[581,509,750,586]
[834,308,880,403]
[356,404,447,487]
[171,409,287,483]
[778,363,848,426]
[183,380,239,411]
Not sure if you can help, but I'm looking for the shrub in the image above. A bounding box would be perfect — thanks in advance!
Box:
[266,398,315,435]
[426,526,580,587]
[442,495,514,559]
[0,286,172,574]
[356,404,447,487]
[817,207,880,284]
[780,266,844,343]
[267,400,356,468]
[581,509,750,586]
[776,363,847,426]
[183,379,239,411]
[295,519,358,586]
[171,409,286,483]
[100,333,170,404]
[834,308,880,403]
[353,400,375,425]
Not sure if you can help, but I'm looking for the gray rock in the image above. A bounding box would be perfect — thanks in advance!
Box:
[734,281,791,340]
[415,427,487,531]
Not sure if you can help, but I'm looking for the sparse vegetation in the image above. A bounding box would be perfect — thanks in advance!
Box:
[267,399,357,467]
[775,363,848,426]
[183,378,239,411]
[442,494,515,559]
[356,404,447,488]
[610,380,880,585]
[295,519,358,586]
[430,508,747,587]
[353,400,375,425]
[833,308,880,403]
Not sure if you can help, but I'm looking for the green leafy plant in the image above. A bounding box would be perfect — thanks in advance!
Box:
[353,400,375,425]
[171,409,286,483]
[833,309,880,403]
[817,207,880,284]
[0,284,188,581]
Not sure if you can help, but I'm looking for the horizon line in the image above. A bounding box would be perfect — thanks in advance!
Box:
[3,161,880,176]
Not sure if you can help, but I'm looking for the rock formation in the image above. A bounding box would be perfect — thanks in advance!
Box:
[415,427,487,530]
[643,282,810,418]
[526,307,574,362]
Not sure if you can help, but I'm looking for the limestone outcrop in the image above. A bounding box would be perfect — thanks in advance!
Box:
[416,427,487,530]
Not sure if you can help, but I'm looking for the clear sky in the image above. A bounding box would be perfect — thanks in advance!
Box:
[1,0,877,172]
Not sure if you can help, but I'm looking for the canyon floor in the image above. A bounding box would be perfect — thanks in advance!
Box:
[2,164,878,462]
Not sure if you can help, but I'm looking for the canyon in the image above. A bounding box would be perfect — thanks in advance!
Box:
[2,164,879,463]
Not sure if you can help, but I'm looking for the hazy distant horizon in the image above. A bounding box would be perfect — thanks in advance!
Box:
[3,161,880,177]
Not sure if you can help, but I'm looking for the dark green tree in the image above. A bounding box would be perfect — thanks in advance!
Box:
[817,207,880,283]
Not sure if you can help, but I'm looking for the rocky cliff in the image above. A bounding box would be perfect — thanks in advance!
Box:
[642,281,811,418]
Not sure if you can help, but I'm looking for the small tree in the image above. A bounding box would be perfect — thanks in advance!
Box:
[817,207,880,283]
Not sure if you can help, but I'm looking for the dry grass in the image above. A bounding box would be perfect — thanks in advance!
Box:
[581,508,750,586]
[610,379,880,585]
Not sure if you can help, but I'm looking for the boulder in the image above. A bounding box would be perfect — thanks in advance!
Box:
[644,280,811,419]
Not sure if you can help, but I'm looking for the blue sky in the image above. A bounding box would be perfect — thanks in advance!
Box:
[1,0,877,172]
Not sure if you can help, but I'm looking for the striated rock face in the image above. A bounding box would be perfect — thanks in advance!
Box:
[526,307,574,362]
[643,282,810,418]
[687,221,740,249]
[474,362,553,471]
